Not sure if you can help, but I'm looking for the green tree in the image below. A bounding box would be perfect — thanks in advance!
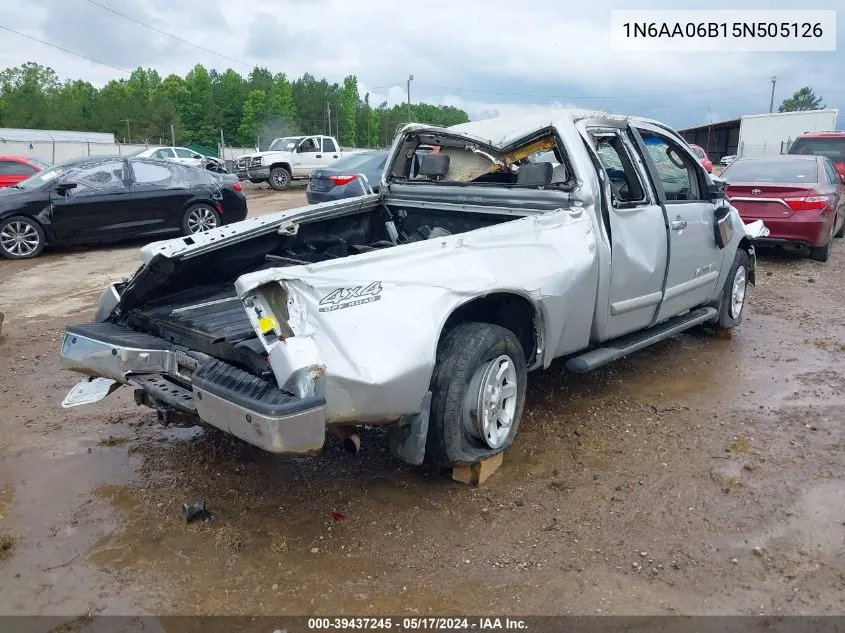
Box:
[238,89,266,146]
[779,86,825,112]
[338,75,359,147]
[0,62,60,128]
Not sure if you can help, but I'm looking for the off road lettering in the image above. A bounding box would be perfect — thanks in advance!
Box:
[319,282,382,311]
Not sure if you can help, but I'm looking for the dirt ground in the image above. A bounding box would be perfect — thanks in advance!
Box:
[0,188,843,622]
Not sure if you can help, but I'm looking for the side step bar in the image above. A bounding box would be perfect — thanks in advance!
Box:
[566,307,718,373]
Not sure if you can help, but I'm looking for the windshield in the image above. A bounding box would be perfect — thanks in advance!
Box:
[14,164,68,189]
[268,136,304,151]
[28,157,53,170]
[721,159,818,183]
[789,137,845,162]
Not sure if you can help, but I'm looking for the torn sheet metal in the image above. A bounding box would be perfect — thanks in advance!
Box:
[743,219,770,239]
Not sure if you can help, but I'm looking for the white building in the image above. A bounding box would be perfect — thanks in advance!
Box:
[679,109,839,162]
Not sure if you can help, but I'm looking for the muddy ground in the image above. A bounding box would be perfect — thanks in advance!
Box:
[0,188,843,621]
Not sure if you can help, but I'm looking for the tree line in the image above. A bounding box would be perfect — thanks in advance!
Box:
[0,62,470,149]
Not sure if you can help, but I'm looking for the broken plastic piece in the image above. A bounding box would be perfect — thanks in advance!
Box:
[180,500,210,523]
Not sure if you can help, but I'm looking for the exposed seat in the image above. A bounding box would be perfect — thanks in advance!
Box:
[417,154,451,180]
[517,162,553,186]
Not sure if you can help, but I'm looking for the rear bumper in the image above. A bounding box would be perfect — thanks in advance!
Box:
[60,326,326,454]
[738,211,833,248]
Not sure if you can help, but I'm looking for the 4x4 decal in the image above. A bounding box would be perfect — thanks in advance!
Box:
[318,282,382,312]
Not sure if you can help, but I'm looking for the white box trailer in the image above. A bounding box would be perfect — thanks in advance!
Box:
[738,109,839,158]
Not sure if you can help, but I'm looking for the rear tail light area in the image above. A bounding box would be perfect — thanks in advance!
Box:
[783,194,833,212]
[329,175,357,186]
[232,181,243,191]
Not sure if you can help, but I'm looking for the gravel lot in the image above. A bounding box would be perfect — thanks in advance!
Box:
[0,187,843,622]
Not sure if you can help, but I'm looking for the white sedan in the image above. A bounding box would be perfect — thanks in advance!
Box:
[132,146,208,169]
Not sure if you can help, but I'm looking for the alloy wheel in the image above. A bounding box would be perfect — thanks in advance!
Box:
[0,220,41,257]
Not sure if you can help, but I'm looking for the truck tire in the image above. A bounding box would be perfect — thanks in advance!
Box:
[0,215,46,260]
[426,322,527,467]
[716,249,749,329]
[269,166,291,190]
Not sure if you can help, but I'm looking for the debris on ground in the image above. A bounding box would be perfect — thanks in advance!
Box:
[180,501,210,524]
[0,532,15,560]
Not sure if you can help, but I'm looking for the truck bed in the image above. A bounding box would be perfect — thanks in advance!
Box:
[123,284,270,378]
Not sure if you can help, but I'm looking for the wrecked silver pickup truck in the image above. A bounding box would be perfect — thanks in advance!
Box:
[60,109,767,468]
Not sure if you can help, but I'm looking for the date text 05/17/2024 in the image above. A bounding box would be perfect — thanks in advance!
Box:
[301,617,529,630]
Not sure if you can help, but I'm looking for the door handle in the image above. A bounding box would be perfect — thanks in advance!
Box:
[315,154,322,158]
[333,155,338,158]
[671,219,687,231]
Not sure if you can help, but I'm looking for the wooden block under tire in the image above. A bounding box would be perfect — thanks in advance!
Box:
[451,452,504,486]
[715,327,733,339]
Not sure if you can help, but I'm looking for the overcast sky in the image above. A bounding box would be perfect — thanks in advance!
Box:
[0,0,842,129]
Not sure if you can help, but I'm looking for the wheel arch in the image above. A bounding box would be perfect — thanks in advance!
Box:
[269,161,292,173]
[737,236,756,286]
[437,291,547,371]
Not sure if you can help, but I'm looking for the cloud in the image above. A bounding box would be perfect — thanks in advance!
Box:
[0,0,841,130]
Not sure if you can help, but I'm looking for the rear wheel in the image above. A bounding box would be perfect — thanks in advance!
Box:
[834,213,844,239]
[268,166,291,191]
[0,215,46,260]
[180,204,220,235]
[810,224,834,262]
[717,249,749,329]
[426,322,527,467]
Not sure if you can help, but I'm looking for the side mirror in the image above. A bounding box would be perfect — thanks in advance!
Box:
[54,182,77,195]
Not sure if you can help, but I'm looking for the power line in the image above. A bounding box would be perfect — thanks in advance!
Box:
[412,81,763,101]
[82,0,253,69]
[0,23,130,74]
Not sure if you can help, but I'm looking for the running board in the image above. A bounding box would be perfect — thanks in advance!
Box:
[566,307,718,373]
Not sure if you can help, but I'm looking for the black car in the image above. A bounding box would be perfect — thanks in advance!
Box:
[306,151,388,204]
[0,155,247,260]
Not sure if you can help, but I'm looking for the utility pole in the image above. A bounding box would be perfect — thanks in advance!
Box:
[220,129,225,160]
[407,74,414,123]
[706,105,713,154]
[170,123,176,146]
[122,118,131,144]
[769,75,777,113]
[327,102,332,137]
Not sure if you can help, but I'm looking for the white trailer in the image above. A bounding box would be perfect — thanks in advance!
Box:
[738,109,839,158]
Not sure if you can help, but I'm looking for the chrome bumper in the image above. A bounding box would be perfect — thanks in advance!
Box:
[236,166,270,180]
[60,331,326,454]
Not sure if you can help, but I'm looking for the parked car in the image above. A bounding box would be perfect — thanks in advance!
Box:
[0,156,246,260]
[132,147,227,173]
[720,155,844,262]
[59,110,766,473]
[720,154,738,166]
[788,131,845,180]
[0,155,52,188]
[689,144,713,173]
[235,135,357,190]
[306,151,388,203]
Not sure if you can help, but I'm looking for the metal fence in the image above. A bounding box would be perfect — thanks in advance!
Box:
[0,139,257,165]
[736,138,797,158]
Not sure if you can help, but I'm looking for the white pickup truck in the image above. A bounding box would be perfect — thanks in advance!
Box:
[235,135,352,190]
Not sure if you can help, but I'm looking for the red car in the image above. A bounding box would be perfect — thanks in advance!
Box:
[721,155,845,262]
[689,144,713,173]
[0,155,51,188]
[788,131,845,181]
